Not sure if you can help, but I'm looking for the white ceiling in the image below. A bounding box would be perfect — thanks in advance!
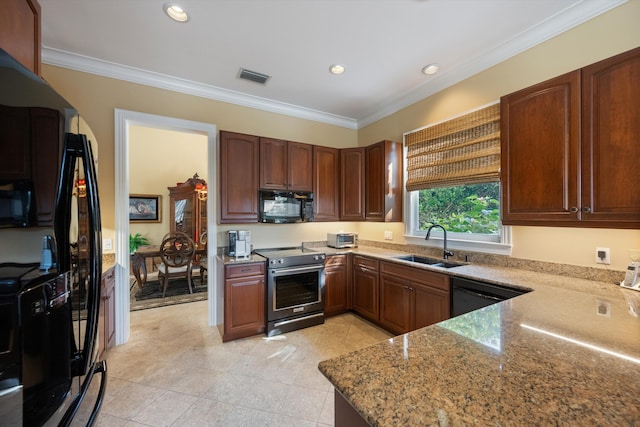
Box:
[39,0,624,129]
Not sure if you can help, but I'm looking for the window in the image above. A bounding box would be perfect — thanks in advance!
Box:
[408,182,503,242]
[418,183,500,235]
[406,183,510,252]
[403,103,510,253]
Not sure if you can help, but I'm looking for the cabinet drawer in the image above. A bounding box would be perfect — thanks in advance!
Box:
[353,255,379,271]
[380,261,449,291]
[226,262,265,278]
[325,254,347,268]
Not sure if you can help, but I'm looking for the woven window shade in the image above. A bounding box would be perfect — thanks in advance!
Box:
[405,103,500,191]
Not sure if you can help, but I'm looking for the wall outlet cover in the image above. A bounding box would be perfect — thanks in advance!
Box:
[595,247,610,265]
[384,231,393,240]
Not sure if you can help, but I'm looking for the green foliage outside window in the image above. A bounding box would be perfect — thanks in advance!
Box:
[418,182,500,234]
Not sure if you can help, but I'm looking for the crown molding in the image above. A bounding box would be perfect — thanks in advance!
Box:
[42,0,625,131]
[41,47,358,130]
[356,0,627,128]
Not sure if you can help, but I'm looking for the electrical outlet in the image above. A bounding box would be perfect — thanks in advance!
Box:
[596,299,611,317]
[595,247,610,265]
[103,238,113,251]
[384,231,393,240]
[630,249,640,262]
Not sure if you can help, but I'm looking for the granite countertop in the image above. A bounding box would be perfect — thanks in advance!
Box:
[217,253,266,265]
[318,247,640,425]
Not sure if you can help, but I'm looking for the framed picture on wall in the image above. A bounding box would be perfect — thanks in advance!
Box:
[129,194,162,223]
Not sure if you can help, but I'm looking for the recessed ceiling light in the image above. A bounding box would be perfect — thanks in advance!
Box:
[422,63,440,75]
[164,3,189,22]
[329,64,345,75]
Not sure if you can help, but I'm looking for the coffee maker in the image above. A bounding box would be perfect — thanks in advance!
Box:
[228,230,251,259]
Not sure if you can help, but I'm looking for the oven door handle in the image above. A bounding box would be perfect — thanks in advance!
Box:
[271,265,324,276]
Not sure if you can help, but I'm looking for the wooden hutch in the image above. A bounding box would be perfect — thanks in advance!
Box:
[168,173,207,244]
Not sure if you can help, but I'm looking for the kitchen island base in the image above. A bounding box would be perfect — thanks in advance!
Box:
[335,390,370,427]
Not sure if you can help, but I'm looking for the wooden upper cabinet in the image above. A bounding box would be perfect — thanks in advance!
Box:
[219,131,259,223]
[260,138,313,192]
[259,137,287,189]
[313,145,340,221]
[340,147,365,221]
[580,46,640,227]
[501,71,581,225]
[365,140,403,222]
[501,46,640,228]
[0,0,41,75]
[288,141,313,191]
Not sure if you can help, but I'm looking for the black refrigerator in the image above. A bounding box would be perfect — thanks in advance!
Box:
[0,49,107,425]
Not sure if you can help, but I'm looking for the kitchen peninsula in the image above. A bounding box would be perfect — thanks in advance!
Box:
[319,261,640,426]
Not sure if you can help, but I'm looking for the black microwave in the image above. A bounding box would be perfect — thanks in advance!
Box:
[0,180,35,228]
[259,190,314,223]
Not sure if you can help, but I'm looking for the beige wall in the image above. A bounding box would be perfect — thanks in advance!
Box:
[357,1,640,271]
[40,66,358,251]
[39,0,640,270]
[129,126,207,246]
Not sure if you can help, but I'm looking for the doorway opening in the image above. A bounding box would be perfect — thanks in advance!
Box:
[114,109,217,345]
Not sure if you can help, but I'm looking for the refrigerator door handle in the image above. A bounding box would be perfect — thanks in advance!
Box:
[55,133,103,378]
[58,360,107,427]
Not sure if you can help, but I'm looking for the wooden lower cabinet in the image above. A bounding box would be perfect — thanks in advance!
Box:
[379,261,450,335]
[352,256,379,323]
[379,273,412,334]
[335,389,370,427]
[223,262,265,342]
[324,254,349,316]
[98,267,116,360]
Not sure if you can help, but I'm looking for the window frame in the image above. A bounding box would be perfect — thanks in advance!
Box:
[402,148,512,256]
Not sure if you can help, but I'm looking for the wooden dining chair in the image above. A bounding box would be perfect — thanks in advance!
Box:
[198,231,208,286]
[155,231,196,297]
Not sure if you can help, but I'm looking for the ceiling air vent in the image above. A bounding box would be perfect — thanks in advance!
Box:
[238,68,271,85]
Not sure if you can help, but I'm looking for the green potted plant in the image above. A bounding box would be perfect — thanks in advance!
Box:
[129,233,150,254]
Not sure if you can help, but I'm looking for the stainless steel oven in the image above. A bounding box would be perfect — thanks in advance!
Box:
[255,248,325,336]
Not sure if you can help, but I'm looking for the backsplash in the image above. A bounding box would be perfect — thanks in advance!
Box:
[304,239,624,285]
[102,253,115,268]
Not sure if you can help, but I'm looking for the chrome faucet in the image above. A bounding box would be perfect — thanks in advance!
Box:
[425,224,454,260]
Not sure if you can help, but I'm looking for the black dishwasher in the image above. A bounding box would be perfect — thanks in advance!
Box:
[451,277,529,317]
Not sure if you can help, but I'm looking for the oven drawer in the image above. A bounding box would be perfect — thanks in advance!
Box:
[225,262,265,278]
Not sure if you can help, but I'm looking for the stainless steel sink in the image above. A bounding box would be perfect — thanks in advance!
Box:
[392,254,465,269]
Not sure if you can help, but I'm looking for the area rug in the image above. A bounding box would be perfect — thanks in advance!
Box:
[130,277,207,311]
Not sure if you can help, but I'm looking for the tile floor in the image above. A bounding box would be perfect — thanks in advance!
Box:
[81,301,392,426]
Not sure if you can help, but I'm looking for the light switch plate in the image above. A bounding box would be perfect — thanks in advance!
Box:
[103,238,113,251]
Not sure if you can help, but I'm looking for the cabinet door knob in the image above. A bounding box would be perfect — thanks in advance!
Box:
[570,207,578,213]
[582,207,591,213]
